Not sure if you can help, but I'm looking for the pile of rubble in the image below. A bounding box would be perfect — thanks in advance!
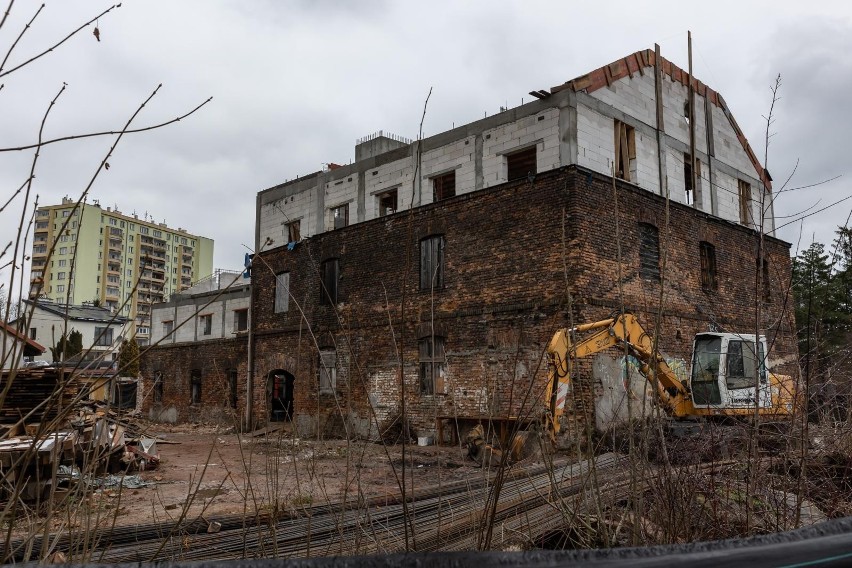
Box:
[0,367,159,503]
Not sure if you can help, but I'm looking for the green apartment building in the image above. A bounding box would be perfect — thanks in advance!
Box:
[29,197,213,345]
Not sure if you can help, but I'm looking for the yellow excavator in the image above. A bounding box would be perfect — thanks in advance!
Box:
[544,311,797,439]
[466,311,797,463]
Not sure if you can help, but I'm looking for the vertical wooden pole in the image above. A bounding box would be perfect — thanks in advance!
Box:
[688,31,698,206]
[654,44,667,197]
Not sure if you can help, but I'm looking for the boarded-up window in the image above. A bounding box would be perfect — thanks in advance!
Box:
[287,220,301,243]
[738,180,752,225]
[614,121,636,182]
[162,320,174,337]
[433,171,456,201]
[419,336,446,395]
[319,350,336,393]
[320,259,339,305]
[506,146,537,181]
[699,241,717,291]
[190,369,201,404]
[275,271,289,313]
[420,235,445,290]
[379,189,398,216]
[331,204,348,229]
[639,223,660,281]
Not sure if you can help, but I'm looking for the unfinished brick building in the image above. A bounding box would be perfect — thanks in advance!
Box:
[246,48,796,440]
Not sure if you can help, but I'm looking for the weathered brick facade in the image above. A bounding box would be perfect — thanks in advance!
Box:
[140,337,247,425]
[250,166,796,440]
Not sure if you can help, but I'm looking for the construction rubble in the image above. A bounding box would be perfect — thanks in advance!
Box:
[0,367,158,503]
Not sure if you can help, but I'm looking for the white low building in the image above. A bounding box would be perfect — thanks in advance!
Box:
[19,299,130,364]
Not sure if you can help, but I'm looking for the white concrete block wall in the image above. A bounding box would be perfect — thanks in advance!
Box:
[152,293,251,344]
[364,157,415,221]
[324,175,358,230]
[482,108,559,188]
[173,304,198,343]
[714,170,741,223]
[420,136,476,204]
[590,73,656,127]
[660,79,709,157]
[223,295,250,336]
[577,104,614,175]
[711,104,761,179]
[259,185,316,247]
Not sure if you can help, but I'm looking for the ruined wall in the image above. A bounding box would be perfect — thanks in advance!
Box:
[139,337,247,425]
[251,166,796,440]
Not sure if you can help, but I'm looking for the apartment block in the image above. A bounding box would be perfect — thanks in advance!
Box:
[29,198,214,345]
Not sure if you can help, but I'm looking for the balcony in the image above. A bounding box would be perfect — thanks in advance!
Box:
[32,246,47,257]
[108,239,123,252]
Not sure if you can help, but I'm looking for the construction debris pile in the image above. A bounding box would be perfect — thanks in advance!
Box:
[0,368,158,503]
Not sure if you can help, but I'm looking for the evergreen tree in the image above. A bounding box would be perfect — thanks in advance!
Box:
[118,338,140,377]
[50,329,83,362]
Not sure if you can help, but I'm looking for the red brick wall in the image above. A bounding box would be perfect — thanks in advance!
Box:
[249,165,795,438]
[140,337,248,426]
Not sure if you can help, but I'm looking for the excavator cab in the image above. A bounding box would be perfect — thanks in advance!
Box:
[689,333,771,411]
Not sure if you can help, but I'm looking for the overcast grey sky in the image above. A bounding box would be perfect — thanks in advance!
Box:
[1,0,850,294]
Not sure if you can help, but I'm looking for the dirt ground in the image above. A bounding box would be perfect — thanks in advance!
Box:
[84,422,485,530]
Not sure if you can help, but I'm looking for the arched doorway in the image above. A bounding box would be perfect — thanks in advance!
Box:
[268,370,294,422]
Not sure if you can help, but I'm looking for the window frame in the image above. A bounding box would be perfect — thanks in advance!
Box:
[614,120,636,182]
[419,335,446,395]
[331,203,349,230]
[378,188,399,216]
[163,319,174,337]
[318,349,337,394]
[638,223,660,281]
[506,146,537,182]
[94,326,114,347]
[699,241,718,292]
[200,313,212,336]
[275,271,290,313]
[419,235,445,291]
[432,171,456,201]
[287,220,301,243]
[738,179,752,225]
[190,369,202,405]
[234,308,249,332]
[319,259,339,305]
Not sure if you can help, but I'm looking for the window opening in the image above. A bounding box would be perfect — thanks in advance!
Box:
[614,120,636,181]
[433,171,456,200]
[419,235,445,290]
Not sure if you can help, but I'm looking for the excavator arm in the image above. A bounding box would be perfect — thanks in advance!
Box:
[544,312,695,439]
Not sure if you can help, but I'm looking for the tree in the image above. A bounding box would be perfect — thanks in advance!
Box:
[50,329,83,362]
[118,338,140,377]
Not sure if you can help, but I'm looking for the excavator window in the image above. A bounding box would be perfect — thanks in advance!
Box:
[726,340,765,390]
[691,336,721,405]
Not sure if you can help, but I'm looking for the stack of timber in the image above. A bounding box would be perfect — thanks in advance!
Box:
[0,367,146,503]
[0,367,83,427]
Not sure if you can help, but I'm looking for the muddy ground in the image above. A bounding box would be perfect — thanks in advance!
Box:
[68,422,491,532]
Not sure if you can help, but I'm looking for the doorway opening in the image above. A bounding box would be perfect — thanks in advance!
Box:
[268,370,294,422]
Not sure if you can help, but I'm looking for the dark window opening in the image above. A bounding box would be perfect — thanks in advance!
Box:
[699,241,717,291]
[433,171,456,201]
[419,235,445,290]
[332,204,348,229]
[200,314,212,336]
[738,180,752,225]
[614,120,636,182]
[419,336,446,395]
[29,327,37,340]
[684,153,701,205]
[228,369,238,409]
[153,371,163,403]
[287,220,301,243]
[190,369,201,405]
[638,223,660,281]
[506,147,537,181]
[379,189,398,216]
[234,309,248,332]
[320,259,339,305]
